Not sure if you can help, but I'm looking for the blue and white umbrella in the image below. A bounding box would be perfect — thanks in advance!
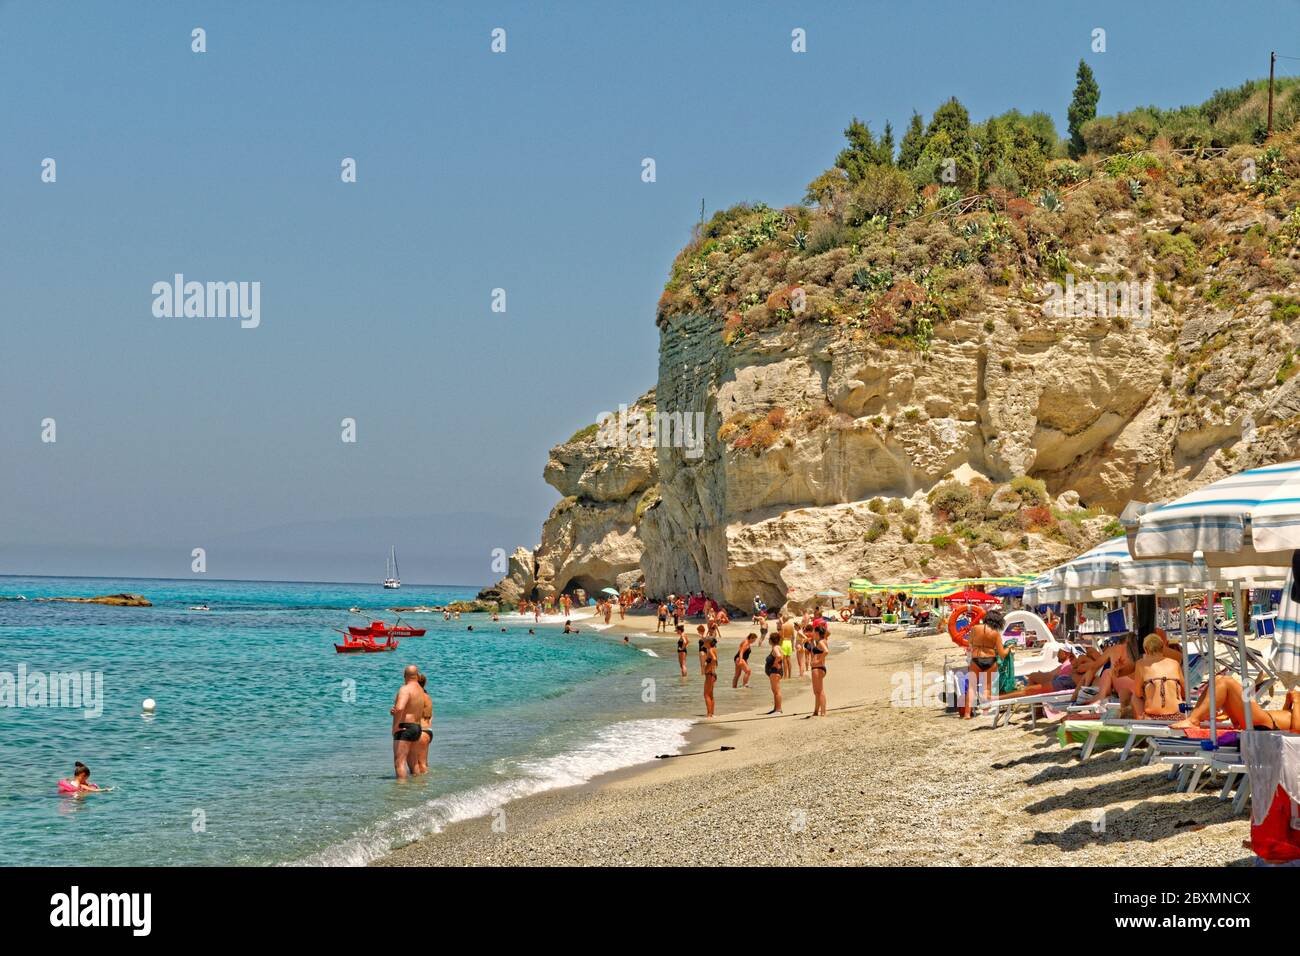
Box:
[1130,460,1300,568]
[1128,461,1300,726]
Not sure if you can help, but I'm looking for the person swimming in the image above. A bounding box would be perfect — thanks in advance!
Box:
[59,761,109,794]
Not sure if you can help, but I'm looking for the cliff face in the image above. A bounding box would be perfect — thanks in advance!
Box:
[493,145,1300,610]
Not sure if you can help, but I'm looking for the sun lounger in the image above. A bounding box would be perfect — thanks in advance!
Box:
[985,689,1076,728]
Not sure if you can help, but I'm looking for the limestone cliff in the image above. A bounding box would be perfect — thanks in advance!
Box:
[490,139,1300,610]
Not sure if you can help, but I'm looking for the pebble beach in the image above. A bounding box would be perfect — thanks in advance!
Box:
[378,616,1254,866]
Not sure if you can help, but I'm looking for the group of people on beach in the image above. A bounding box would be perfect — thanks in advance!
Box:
[963,608,1300,732]
[672,608,830,719]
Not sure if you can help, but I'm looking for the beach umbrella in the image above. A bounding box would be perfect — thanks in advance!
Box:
[816,589,845,598]
[941,589,1001,605]
[1128,461,1300,734]
[600,587,619,596]
[1130,460,1300,568]
[1274,573,1300,687]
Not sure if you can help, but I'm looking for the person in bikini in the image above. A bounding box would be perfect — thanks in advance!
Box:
[410,672,434,775]
[1130,633,1185,720]
[733,632,755,688]
[963,608,1007,719]
[675,623,689,676]
[696,624,709,675]
[1172,676,1300,731]
[764,633,784,715]
[702,636,719,717]
[389,664,424,780]
[992,648,1079,700]
[806,621,829,716]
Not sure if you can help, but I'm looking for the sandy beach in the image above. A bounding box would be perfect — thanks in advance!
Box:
[377,611,1253,866]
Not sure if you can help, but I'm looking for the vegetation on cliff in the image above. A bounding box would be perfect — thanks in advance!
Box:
[657,70,1300,360]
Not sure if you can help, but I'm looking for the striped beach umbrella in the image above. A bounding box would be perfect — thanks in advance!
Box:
[1273,573,1300,687]
[1130,460,1300,568]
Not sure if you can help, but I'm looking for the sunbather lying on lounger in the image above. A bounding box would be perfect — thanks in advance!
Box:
[993,649,1079,700]
[1171,677,1300,731]
[1071,633,1140,708]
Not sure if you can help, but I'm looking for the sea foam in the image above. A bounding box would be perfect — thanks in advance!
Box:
[295,717,693,867]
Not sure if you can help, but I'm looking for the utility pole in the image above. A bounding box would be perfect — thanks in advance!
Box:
[1268,51,1276,137]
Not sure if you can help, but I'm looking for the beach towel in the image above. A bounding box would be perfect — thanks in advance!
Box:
[1056,720,1129,751]
[998,649,1016,695]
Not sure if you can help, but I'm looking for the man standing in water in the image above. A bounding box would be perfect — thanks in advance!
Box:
[390,664,424,779]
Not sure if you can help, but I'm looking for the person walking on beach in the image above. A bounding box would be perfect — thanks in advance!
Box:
[764,634,784,715]
[675,624,689,676]
[733,631,755,688]
[390,665,425,780]
[657,602,668,633]
[703,635,719,717]
[806,621,829,717]
[411,673,434,775]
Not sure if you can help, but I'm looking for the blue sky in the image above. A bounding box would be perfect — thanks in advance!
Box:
[2,0,1295,585]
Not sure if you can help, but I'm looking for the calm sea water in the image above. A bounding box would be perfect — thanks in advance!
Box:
[0,576,696,866]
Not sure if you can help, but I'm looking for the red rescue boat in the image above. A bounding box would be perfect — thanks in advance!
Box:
[333,627,399,654]
[348,620,426,638]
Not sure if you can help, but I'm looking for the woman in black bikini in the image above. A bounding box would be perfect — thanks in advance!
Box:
[764,633,784,715]
[806,622,829,716]
[696,624,708,676]
[962,608,1007,719]
[675,624,689,677]
[703,636,719,717]
[733,632,755,688]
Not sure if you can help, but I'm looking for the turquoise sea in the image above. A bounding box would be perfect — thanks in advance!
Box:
[0,576,696,866]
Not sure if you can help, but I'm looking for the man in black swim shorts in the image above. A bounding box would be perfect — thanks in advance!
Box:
[390,664,424,779]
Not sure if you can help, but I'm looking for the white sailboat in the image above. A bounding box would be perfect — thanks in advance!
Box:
[383,546,401,589]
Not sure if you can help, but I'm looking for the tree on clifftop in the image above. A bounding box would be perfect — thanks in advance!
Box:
[1068,60,1100,157]
[835,118,895,182]
[897,111,927,169]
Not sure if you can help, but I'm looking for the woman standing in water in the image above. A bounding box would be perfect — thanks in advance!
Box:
[703,635,719,717]
[806,621,829,716]
[732,632,755,688]
[696,624,708,675]
[412,673,434,774]
[764,633,784,715]
[675,624,689,676]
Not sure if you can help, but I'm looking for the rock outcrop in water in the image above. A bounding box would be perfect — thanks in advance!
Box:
[36,593,152,607]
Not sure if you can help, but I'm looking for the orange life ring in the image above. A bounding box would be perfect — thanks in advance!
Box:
[839,608,852,622]
[948,604,985,648]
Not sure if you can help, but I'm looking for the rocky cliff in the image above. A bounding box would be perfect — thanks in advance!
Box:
[488,137,1300,611]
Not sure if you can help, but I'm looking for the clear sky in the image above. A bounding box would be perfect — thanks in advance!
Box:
[2,0,1296,585]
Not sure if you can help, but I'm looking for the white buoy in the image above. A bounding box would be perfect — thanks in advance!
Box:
[142,698,156,714]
